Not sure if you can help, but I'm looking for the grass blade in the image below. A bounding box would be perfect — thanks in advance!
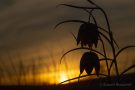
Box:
[54,20,85,29]
[60,47,105,63]
[120,64,135,76]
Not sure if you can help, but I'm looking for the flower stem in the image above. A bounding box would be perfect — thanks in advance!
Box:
[89,0,120,82]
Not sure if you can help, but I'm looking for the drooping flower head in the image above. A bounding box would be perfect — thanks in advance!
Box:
[77,22,99,48]
[80,52,100,76]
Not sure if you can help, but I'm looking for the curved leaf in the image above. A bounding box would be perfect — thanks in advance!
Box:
[110,32,119,49]
[87,0,113,48]
[82,9,94,23]
[54,20,85,29]
[87,0,95,5]
[57,4,98,10]
[87,11,108,33]
[88,11,110,38]
[99,37,110,76]
[120,64,135,76]
[116,46,135,58]
[83,9,109,34]
[109,46,135,72]
[85,9,111,41]
[59,73,108,84]
[98,27,109,34]
[60,47,105,63]
[99,32,111,44]
[87,0,119,49]
[99,32,119,48]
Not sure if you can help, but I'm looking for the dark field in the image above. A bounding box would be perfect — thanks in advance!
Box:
[0,73,135,90]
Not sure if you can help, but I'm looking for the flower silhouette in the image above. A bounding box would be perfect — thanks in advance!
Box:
[80,52,100,76]
[56,0,135,84]
[77,22,99,48]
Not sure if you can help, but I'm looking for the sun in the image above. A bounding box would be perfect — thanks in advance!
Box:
[59,72,68,83]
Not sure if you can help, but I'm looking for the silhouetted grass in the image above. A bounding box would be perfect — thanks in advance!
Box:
[55,0,135,87]
[0,73,135,90]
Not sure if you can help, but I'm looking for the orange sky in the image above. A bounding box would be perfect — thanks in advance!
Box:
[0,0,135,85]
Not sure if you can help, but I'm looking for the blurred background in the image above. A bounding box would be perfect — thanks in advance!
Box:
[0,0,135,85]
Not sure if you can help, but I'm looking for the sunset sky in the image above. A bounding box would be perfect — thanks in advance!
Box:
[0,0,135,85]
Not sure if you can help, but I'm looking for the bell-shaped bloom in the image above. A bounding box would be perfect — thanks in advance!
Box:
[80,52,100,76]
[77,22,99,48]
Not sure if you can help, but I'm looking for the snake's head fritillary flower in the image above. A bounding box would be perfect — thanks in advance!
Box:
[80,52,100,76]
[77,22,99,48]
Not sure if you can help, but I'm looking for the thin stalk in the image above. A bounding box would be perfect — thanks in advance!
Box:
[109,33,120,82]
[32,58,36,85]
[99,37,110,79]
[50,52,57,84]
[63,55,70,83]
[110,46,135,72]
[0,58,12,84]
[88,0,120,81]
[104,7,120,82]
[87,9,94,22]
[19,58,25,85]
[7,53,19,85]
[88,8,111,80]
[0,66,3,84]
[84,8,119,49]
[84,9,110,78]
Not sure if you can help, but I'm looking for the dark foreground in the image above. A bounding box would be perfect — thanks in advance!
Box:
[0,73,135,90]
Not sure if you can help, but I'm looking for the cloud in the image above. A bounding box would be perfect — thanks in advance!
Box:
[0,0,135,54]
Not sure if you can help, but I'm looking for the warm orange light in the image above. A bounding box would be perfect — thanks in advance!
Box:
[59,72,68,83]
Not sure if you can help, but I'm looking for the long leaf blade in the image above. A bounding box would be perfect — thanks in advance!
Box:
[60,48,105,63]
[116,46,135,58]
[109,46,135,72]
[57,4,98,10]
[54,20,85,29]
[120,64,135,76]
[59,73,108,84]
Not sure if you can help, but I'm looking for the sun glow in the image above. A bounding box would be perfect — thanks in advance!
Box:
[39,70,78,85]
[59,72,68,83]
